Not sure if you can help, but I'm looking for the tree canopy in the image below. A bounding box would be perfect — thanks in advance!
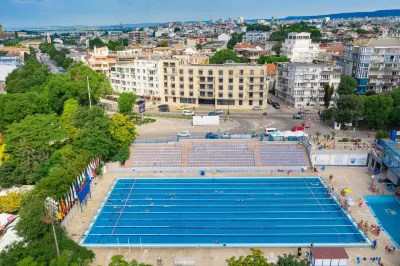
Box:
[269,22,322,42]
[337,75,357,95]
[364,94,393,128]
[258,55,290,64]
[227,33,243,49]
[209,49,246,64]
[246,24,271,32]
[118,92,137,117]
[226,248,271,266]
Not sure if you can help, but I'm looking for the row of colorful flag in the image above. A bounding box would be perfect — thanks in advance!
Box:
[56,158,104,219]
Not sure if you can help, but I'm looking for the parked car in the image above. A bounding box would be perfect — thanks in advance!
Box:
[252,105,262,111]
[245,131,258,138]
[177,131,191,137]
[272,102,280,109]
[214,110,225,115]
[182,110,195,116]
[264,128,277,136]
[205,132,219,139]
[158,104,169,110]
[293,114,302,119]
[159,106,170,112]
[267,99,273,104]
[302,121,310,128]
[208,111,219,116]
[221,132,232,139]
[177,105,189,110]
[292,126,304,132]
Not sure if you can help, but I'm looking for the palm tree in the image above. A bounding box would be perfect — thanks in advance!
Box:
[331,131,337,140]
[315,131,321,140]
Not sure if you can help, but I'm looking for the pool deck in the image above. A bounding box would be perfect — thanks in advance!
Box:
[65,168,400,266]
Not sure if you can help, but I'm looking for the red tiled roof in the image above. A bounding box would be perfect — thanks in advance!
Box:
[311,248,349,260]
[266,64,277,76]
[233,42,255,49]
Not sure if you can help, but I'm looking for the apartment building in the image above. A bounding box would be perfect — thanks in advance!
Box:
[161,59,268,109]
[244,31,269,43]
[275,62,341,108]
[344,38,400,94]
[128,31,147,45]
[110,58,161,101]
[86,46,117,76]
[281,32,320,63]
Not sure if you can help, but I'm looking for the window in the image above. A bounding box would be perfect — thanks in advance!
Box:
[199,70,203,75]
[229,70,233,75]
[260,85,264,90]
[170,76,175,81]
[228,93,233,98]
[249,92,253,98]
[250,70,254,75]
[200,84,205,89]
[163,62,169,67]
[239,85,243,91]
[207,92,213,97]
[208,70,213,75]
[260,77,264,82]
[163,68,167,73]
[219,93,223,98]
[208,84,213,90]
[249,100,253,106]
[180,77,184,82]
[189,69,193,75]
[189,77,193,82]
[164,89,168,94]
[164,82,168,87]
[189,92,194,97]
[239,70,244,75]
[179,69,183,74]
[229,78,233,83]
[260,92,263,97]
[239,100,243,105]
[180,84,184,89]
[173,97,176,102]
[189,84,193,90]
[228,85,233,91]
[219,78,223,83]
[200,91,205,97]
[200,77,205,82]
[171,83,175,88]
[260,70,264,75]
[249,85,254,91]
[239,78,243,83]
[250,78,254,83]
[164,75,167,81]
[207,77,213,82]
[219,85,223,90]
[239,93,243,98]
[180,92,184,96]
[219,70,223,75]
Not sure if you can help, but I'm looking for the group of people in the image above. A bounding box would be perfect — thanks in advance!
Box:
[385,246,396,254]
[357,220,381,236]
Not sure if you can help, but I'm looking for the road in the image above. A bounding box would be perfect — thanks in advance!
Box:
[37,52,59,73]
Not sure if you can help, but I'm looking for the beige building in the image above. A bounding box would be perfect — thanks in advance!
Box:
[161,59,268,109]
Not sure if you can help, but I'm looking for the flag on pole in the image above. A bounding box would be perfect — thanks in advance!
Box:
[57,204,63,219]
[61,199,67,215]
[75,179,79,193]
[64,194,69,211]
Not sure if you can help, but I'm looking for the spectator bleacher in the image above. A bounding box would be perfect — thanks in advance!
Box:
[187,143,255,167]
[131,145,182,168]
[259,145,307,167]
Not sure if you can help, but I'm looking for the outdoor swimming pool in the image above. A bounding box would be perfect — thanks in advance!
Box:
[364,195,400,247]
[82,177,369,248]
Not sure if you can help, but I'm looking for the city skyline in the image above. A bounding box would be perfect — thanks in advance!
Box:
[1,0,400,27]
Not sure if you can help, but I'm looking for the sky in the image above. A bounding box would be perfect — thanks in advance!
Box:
[1,0,400,28]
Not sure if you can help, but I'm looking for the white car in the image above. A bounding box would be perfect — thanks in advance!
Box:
[182,110,195,116]
[177,131,191,137]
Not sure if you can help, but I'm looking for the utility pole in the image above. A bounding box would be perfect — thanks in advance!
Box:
[43,197,60,257]
[87,76,92,108]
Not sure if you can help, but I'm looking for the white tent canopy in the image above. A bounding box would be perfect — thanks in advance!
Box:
[270,130,308,138]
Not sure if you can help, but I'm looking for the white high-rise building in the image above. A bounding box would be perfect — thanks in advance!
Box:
[110,58,161,101]
[275,62,341,108]
[281,32,320,63]
[237,17,244,24]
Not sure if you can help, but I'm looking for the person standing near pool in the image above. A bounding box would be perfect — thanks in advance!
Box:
[372,239,377,249]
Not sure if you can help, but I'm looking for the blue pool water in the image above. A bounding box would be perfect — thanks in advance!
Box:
[364,195,400,247]
[82,177,369,247]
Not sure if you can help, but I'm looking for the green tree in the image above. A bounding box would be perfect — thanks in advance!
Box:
[258,55,290,64]
[5,59,50,94]
[375,130,389,140]
[17,256,45,266]
[174,27,181,33]
[107,40,125,51]
[246,24,271,32]
[323,83,333,108]
[227,33,243,49]
[366,90,376,96]
[157,41,169,47]
[60,99,80,137]
[89,37,107,49]
[272,42,282,56]
[337,75,357,95]
[108,255,152,266]
[334,94,366,126]
[389,108,400,127]
[209,49,241,64]
[356,28,369,34]
[118,92,137,116]
[0,92,50,131]
[276,254,307,266]
[391,88,400,107]
[195,44,202,50]
[322,108,334,120]
[226,248,271,266]
[109,114,138,147]
[364,94,393,128]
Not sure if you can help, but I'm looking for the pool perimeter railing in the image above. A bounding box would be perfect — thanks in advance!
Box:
[80,176,371,248]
